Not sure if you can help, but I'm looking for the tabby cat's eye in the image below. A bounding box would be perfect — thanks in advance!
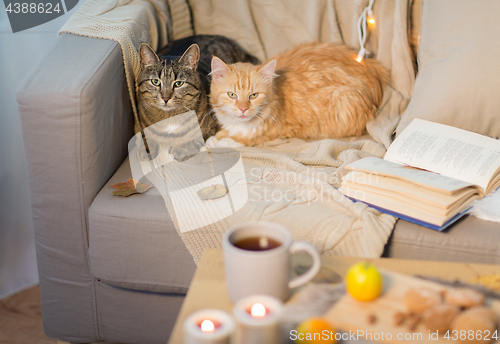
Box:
[151,79,160,86]
[249,93,259,99]
[174,81,184,87]
[227,92,237,99]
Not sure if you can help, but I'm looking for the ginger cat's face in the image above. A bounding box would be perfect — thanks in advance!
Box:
[210,57,276,124]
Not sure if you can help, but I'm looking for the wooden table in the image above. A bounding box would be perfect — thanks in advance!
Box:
[167,249,500,344]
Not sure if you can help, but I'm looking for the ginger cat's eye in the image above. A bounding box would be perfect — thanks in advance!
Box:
[249,93,259,99]
[174,81,184,87]
[151,79,160,86]
[227,92,237,99]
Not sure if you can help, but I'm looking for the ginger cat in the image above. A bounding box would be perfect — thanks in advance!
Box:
[209,42,390,146]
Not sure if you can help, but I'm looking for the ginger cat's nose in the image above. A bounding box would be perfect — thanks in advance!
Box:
[239,107,248,114]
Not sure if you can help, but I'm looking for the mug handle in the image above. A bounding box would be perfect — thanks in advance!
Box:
[288,241,321,289]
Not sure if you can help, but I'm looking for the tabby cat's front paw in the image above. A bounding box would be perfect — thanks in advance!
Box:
[136,138,160,161]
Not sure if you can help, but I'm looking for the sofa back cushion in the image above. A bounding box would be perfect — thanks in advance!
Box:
[396,0,500,138]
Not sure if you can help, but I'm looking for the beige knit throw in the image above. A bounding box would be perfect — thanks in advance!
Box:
[59,0,415,264]
[138,136,397,264]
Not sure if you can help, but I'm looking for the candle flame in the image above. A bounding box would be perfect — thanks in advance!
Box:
[200,319,215,332]
[250,303,266,317]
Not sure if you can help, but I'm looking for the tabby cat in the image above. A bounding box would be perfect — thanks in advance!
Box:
[210,42,390,146]
[136,35,260,141]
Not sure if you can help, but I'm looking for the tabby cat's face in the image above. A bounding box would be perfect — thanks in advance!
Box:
[210,57,276,123]
[137,44,202,114]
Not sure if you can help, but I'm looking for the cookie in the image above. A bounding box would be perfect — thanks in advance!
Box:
[404,288,442,314]
[445,288,486,309]
[451,307,497,343]
[422,303,460,332]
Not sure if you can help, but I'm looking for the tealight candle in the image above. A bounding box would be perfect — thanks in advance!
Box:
[233,295,283,344]
[183,309,235,344]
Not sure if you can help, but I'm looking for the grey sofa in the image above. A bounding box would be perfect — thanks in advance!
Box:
[17,4,500,344]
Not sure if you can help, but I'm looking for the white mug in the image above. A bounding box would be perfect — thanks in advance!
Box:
[223,221,321,302]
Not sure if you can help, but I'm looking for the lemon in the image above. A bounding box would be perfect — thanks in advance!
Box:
[346,262,383,301]
[295,317,337,343]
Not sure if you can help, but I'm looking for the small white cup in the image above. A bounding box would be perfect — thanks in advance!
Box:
[223,221,321,302]
[183,309,235,344]
[233,295,282,344]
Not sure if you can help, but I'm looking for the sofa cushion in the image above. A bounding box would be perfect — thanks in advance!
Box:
[91,159,500,292]
[396,0,500,138]
[88,157,196,294]
[386,216,500,264]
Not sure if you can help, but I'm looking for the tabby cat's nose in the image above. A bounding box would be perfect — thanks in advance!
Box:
[239,107,248,114]
[163,97,170,102]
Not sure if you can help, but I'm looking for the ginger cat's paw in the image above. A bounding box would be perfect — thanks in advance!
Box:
[205,136,218,148]
[215,129,256,146]
[215,129,229,140]
[217,137,244,148]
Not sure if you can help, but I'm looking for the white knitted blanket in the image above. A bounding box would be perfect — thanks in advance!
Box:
[60,0,416,264]
[134,135,396,264]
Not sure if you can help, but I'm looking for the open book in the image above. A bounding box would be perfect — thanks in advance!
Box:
[340,119,500,230]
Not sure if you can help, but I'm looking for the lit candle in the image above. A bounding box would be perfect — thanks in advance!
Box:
[183,309,235,344]
[233,295,283,344]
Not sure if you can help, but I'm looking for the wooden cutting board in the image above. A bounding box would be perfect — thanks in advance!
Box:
[324,270,500,343]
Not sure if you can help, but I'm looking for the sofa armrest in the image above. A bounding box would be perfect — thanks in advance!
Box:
[17,33,133,342]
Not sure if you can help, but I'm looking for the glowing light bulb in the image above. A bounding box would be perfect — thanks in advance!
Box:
[250,303,266,317]
[200,319,215,332]
[356,48,367,63]
[367,10,375,25]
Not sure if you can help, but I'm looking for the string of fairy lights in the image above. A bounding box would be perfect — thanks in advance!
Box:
[356,0,376,62]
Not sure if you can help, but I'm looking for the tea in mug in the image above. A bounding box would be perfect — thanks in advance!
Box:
[233,236,281,251]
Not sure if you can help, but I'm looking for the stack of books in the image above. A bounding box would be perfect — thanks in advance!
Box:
[340,119,500,230]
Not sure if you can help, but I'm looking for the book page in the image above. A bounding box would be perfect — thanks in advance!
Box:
[385,119,500,192]
[343,170,478,210]
[346,157,476,195]
[340,186,477,227]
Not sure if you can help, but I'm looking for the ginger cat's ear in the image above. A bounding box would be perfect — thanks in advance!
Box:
[211,56,231,82]
[257,59,277,84]
[139,43,160,67]
[178,44,200,70]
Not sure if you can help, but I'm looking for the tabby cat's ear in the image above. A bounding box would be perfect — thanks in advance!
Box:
[258,59,277,84]
[178,44,200,70]
[139,43,160,67]
[211,56,231,82]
